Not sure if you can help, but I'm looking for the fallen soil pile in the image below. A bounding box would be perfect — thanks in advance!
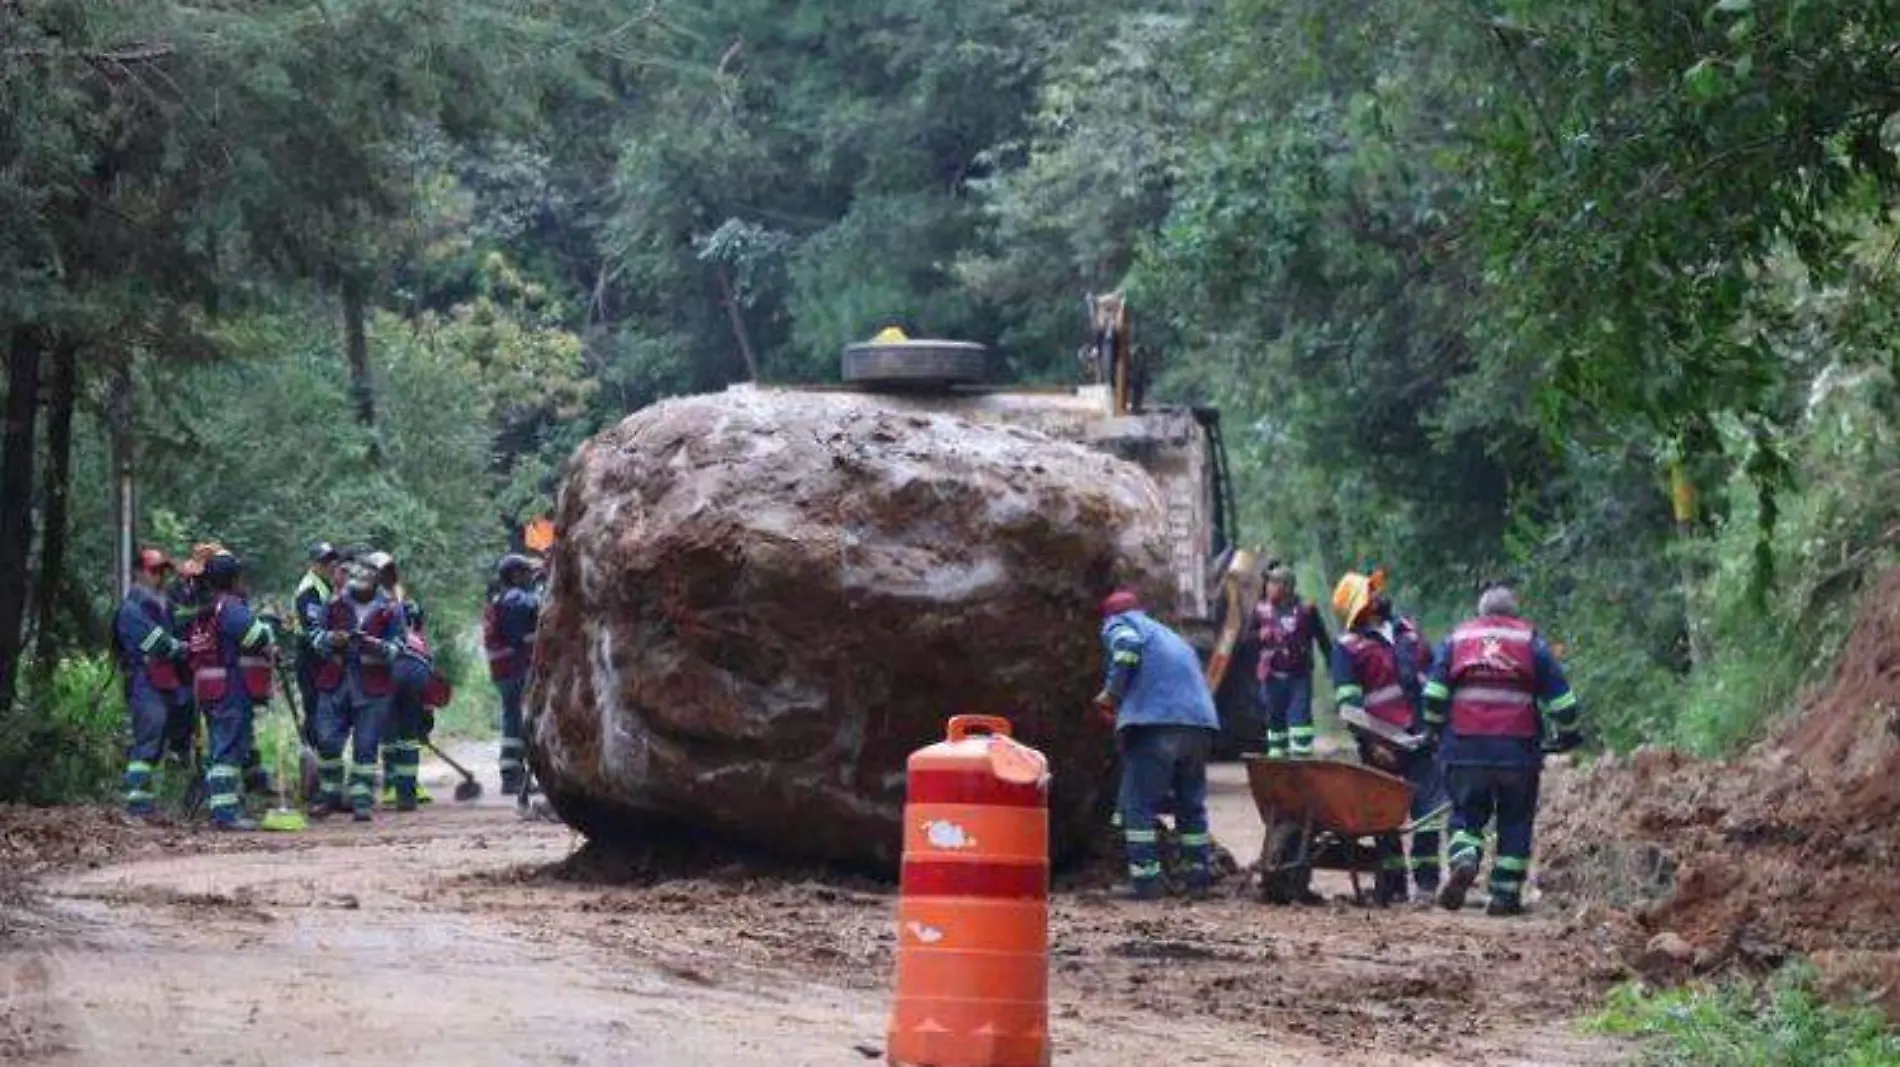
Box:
[530,387,1176,873]
[1539,567,1900,1016]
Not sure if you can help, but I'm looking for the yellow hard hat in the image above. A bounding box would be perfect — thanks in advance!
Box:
[1331,572,1374,629]
[871,326,909,343]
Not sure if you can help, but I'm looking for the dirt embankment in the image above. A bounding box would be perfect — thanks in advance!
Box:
[1537,566,1900,1017]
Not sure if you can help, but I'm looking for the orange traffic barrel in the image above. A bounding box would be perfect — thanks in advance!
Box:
[888,714,1051,1067]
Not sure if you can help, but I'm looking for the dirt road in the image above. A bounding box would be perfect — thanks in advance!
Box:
[0,752,1629,1066]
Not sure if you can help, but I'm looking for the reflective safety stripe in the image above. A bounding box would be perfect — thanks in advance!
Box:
[1380,855,1407,871]
[208,763,240,779]
[1412,810,1448,832]
[1494,855,1530,872]
[208,793,240,808]
[1422,680,1451,700]
[1422,706,1447,724]
[139,627,168,652]
[1542,690,1579,712]
[198,668,229,681]
[1334,684,1364,703]
[1456,686,1535,707]
[1408,856,1441,870]
[242,620,272,648]
[390,767,419,781]
[1288,725,1316,738]
[1366,684,1405,706]
[1111,650,1141,665]
[319,758,346,771]
[1128,862,1163,879]
[1453,626,1534,643]
[125,789,155,801]
[1177,833,1212,848]
[1123,830,1159,844]
[350,763,379,777]
[126,761,155,775]
[500,739,526,752]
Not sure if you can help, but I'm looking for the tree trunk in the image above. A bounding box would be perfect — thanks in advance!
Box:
[714,265,761,381]
[342,275,377,429]
[108,356,135,605]
[0,328,45,715]
[31,340,76,691]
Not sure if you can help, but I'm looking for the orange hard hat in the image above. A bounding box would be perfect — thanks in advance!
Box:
[1331,572,1374,629]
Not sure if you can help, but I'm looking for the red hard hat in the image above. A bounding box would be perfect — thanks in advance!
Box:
[136,547,174,575]
[1100,588,1142,618]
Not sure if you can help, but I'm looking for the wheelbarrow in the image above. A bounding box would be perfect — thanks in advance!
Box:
[1244,756,1435,906]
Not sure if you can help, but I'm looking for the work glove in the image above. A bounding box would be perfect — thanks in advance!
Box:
[1543,730,1584,755]
[1091,691,1119,729]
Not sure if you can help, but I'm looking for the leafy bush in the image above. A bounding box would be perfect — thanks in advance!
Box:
[0,655,126,805]
[1592,967,1900,1067]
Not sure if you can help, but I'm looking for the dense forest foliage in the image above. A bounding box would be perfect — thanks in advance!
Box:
[4,0,1900,797]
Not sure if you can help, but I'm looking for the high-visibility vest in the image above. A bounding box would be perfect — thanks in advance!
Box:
[1446,615,1540,739]
[1339,631,1413,730]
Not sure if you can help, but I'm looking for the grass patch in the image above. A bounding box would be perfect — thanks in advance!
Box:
[1590,967,1900,1067]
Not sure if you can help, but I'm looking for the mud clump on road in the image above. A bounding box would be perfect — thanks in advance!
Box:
[1539,566,1900,1011]
[529,386,1176,873]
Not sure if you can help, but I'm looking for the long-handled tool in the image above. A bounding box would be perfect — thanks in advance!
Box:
[273,661,323,803]
[259,695,307,833]
[423,740,484,802]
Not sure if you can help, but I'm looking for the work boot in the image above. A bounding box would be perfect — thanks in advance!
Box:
[415,781,434,805]
[1374,870,1409,907]
[212,815,259,833]
[352,805,373,824]
[500,771,524,797]
[1485,895,1525,918]
[1438,854,1479,912]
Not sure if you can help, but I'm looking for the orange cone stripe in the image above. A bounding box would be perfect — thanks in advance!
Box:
[901,860,1048,901]
[907,767,1046,807]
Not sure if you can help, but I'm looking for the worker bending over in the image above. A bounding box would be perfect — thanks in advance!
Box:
[1095,588,1221,900]
[1329,571,1439,904]
[1422,584,1583,916]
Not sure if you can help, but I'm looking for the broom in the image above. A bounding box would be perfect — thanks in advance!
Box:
[259,678,308,832]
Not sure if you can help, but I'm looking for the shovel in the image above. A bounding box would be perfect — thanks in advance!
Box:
[424,740,484,802]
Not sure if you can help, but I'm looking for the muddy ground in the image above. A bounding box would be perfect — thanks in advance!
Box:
[0,749,1628,1066]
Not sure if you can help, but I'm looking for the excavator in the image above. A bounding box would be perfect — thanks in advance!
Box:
[812,294,1265,753]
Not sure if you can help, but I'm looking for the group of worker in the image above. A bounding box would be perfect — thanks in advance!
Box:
[112,540,544,830]
[1096,565,1583,917]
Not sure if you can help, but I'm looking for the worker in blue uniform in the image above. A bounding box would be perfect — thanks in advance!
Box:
[1095,588,1222,900]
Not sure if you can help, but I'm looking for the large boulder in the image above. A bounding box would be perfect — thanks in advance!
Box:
[527,386,1176,872]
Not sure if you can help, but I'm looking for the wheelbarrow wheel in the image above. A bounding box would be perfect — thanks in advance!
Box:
[1257,821,1314,905]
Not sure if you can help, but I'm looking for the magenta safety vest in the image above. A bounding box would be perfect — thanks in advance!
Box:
[1339,631,1413,729]
[1446,615,1540,739]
